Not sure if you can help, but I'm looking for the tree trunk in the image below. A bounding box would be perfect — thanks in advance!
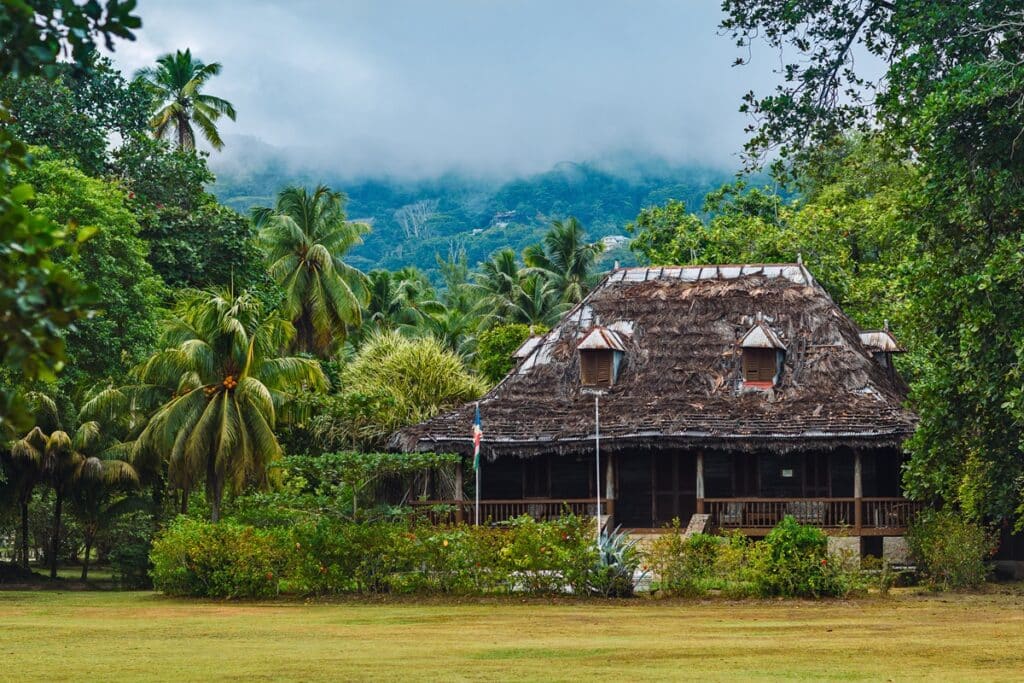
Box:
[20,501,30,570]
[81,536,93,581]
[180,488,189,515]
[50,490,62,579]
[207,453,221,523]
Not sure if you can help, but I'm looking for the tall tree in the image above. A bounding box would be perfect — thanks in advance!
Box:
[523,217,604,304]
[10,403,137,578]
[720,2,1024,526]
[136,49,236,151]
[253,185,370,356]
[131,289,327,522]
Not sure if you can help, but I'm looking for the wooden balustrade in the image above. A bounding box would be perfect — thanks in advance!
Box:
[409,499,599,525]
[702,497,925,533]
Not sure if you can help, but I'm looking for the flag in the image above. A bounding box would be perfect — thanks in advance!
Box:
[472,403,483,470]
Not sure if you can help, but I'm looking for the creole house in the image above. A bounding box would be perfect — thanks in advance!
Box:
[393,263,922,556]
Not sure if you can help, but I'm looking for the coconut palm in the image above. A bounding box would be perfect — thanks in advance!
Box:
[253,185,370,356]
[473,247,523,321]
[506,272,571,327]
[523,217,605,303]
[132,288,327,522]
[137,48,237,151]
[10,414,138,578]
[363,268,433,335]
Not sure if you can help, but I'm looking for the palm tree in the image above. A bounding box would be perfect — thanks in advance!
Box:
[132,289,327,522]
[137,48,237,151]
[254,185,370,356]
[473,247,523,320]
[506,273,571,327]
[10,416,137,578]
[523,217,605,303]
[363,268,433,335]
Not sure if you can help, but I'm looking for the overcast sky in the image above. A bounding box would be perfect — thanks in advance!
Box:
[113,1,775,178]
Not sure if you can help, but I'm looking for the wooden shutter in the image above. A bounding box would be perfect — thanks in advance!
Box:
[743,348,776,383]
[581,350,614,386]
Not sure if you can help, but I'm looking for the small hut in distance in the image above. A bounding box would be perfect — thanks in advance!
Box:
[394,263,921,558]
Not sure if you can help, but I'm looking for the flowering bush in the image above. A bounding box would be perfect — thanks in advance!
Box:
[150,517,288,598]
[748,516,859,598]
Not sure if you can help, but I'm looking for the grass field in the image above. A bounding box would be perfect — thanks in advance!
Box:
[2,589,1023,681]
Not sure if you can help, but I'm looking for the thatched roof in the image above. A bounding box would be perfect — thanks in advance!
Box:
[392,264,917,458]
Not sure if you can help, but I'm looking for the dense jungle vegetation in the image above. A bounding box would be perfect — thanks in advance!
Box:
[1,1,1023,583]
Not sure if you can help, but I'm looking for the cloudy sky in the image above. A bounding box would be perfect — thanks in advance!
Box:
[113,1,776,178]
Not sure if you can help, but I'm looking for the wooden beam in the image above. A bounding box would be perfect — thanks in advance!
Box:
[605,451,616,526]
[854,450,863,534]
[696,451,705,514]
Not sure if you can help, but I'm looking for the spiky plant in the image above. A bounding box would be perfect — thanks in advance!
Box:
[523,217,605,303]
[137,48,237,151]
[130,288,327,522]
[253,185,370,356]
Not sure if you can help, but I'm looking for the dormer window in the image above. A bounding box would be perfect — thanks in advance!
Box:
[858,322,904,382]
[578,327,626,387]
[739,316,786,388]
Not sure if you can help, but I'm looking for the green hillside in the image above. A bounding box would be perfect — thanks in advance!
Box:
[211,157,735,277]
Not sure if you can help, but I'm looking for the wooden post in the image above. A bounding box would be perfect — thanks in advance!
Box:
[605,451,616,526]
[853,450,863,534]
[454,458,465,524]
[695,451,705,514]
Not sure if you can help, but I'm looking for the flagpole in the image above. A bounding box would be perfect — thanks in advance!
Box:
[595,394,601,544]
[474,402,481,526]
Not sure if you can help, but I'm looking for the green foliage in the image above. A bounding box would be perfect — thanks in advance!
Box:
[907,510,996,591]
[591,525,645,597]
[313,330,485,450]
[646,523,728,597]
[150,514,621,598]
[476,323,541,385]
[0,0,141,80]
[150,516,287,598]
[136,48,236,151]
[522,216,604,304]
[18,153,165,387]
[720,1,1024,527]
[749,516,855,598]
[0,59,151,174]
[129,289,327,521]
[254,185,370,355]
[105,508,155,589]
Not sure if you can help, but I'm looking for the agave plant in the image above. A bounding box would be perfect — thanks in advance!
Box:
[590,525,646,597]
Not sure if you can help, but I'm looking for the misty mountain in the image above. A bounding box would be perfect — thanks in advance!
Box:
[209,137,737,277]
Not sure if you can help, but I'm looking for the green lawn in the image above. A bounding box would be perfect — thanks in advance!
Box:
[2,589,1023,681]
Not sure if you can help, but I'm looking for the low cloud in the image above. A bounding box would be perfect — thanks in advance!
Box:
[115,0,775,179]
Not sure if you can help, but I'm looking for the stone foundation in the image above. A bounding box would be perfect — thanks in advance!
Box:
[827,536,860,568]
[882,536,910,564]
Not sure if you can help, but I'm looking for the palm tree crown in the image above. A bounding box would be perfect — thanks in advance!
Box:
[132,289,327,521]
[137,48,237,151]
[523,217,605,304]
[254,185,370,356]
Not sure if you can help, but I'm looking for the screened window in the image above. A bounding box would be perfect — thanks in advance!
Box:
[742,348,777,383]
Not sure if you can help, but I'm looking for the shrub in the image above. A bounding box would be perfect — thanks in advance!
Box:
[646,520,722,597]
[150,518,288,598]
[106,510,155,589]
[749,516,856,598]
[907,510,995,590]
[499,514,596,594]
